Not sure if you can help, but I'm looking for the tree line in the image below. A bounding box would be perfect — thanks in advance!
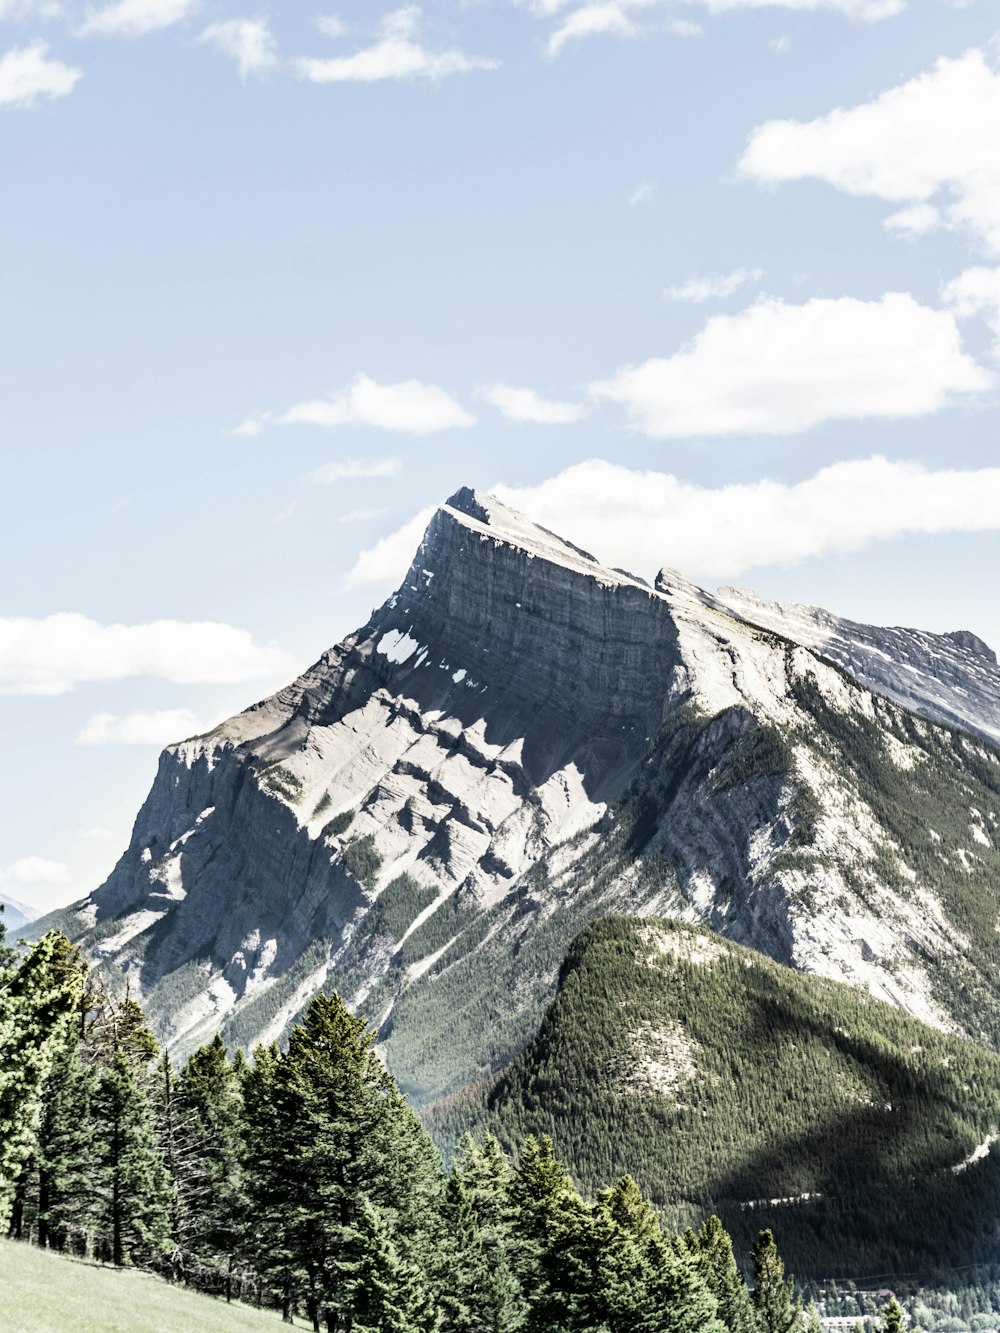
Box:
[0,917,904,1332]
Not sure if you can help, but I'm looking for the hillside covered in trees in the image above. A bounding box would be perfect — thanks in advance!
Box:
[427,916,1000,1281]
[1,909,861,1332]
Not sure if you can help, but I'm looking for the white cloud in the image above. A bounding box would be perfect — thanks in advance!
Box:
[0,40,80,108]
[80,826,119,840]
[481,383,586,425]
[339,506,388,523]
[769,34,790,53]
[0,1,66,18]
[546,3,640,57]
[307,457,402,483]
[347,456,1000,590]
[628,181,654,207]
[0,614,293,696]
[315,15,347,39]
[295,5,500,84]
[76,708,214,746]
[79,0,198,36]
[739,48,1000,254]
[345,505,435,588]
[532,0,900,56]
[695,0,901,12]
[943,266,1000,359]
[883,202,942,240]
[231,411,269,437]
[589,293,989,438]
[664,267,764,303]
[200,17,277,79]
[240,373,475,435]
[0,857,70,887]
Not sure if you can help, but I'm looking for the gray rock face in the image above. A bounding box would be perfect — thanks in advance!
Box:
[716,585,1000,744]
[39,490,1000,1102]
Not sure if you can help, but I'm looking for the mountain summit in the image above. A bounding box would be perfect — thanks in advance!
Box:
[40,490,1000,1103]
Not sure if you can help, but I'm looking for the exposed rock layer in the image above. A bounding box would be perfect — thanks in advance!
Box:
[39,490,1000,1102]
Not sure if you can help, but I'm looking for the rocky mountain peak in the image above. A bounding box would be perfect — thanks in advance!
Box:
[35,493,1000,1104]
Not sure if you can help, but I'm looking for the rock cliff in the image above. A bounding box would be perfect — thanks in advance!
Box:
[39,490,1000,1103]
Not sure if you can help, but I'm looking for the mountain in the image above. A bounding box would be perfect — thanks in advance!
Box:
[716,584,1000,746]
[1,894,38,933]
[426,915,1000,1280]
[35,488,1000,1108]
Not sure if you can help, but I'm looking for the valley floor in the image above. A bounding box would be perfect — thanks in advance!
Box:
[0,1239,298,1332]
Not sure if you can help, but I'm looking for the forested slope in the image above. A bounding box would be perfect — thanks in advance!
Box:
[427,916,1000,1280]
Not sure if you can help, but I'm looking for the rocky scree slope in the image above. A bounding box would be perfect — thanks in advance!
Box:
[427,915,1000,1281]
[38,489,1000,1103]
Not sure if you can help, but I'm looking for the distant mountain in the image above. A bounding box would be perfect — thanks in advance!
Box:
[1,894,38,933]
[427,916,1000,1281]
[33,489,1000,1108]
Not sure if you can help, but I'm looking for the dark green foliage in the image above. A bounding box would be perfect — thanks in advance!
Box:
[341,834,384,889]
[368,876,438,942]
[684,1215,758,1333]
[241,992,442,1329]
[322,809,355,839]
[32,1038,99,1252]
[751,1229,801,1333]
[0,932,87,1230]
[258,764,304,801]
[428,915,1000,1280]
[881,1298,905,1333]
[4,945,805,1331]
[88,995,172,1267]
[167,1035,246,1289]
[343,1201,442,1333]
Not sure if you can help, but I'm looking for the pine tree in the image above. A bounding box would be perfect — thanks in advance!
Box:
[686,1214,759,1333]
[0,932,86,1231]
[171,1034,246,1295]
[881,1298,905,1333]
[506,1135,595,1332]
[750,1230,801,1333]
[641,1234,726,1333]
[436,1135,526,1332]
[88,994,172,1267]
[33,1037,99,1253]
[343,1201,442,1333]
[241,993,443,1332]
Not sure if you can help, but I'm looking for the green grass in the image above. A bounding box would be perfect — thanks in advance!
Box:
[0,1238,302,1332]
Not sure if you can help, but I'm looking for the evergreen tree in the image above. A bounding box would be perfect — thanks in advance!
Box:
[241,993,442,1331]
[436,1135,525,1332]
[168,1035,246,1293]
[88,995,171,1267]
[0,932,86,1231]
[641,1233,725,1333]
[686,1214,759,1333]
[33,1037,99,1252]
[881,1298,905,1333]
[750,1230,801,1333]
[586,1179,653,1331]
[344,1201,442,1333]
[507,1136,594,1332]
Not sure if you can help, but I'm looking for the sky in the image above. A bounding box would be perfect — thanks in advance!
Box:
[3,0,1000,915]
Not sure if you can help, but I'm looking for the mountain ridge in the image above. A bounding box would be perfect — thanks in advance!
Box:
[32,489,1000,1106]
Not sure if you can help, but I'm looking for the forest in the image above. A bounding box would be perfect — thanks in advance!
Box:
[0,913,914,1333]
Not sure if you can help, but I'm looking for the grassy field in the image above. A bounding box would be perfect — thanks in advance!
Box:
[0,1238,301,1332]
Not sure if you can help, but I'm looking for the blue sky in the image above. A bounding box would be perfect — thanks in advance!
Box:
[3,0,1000,913]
